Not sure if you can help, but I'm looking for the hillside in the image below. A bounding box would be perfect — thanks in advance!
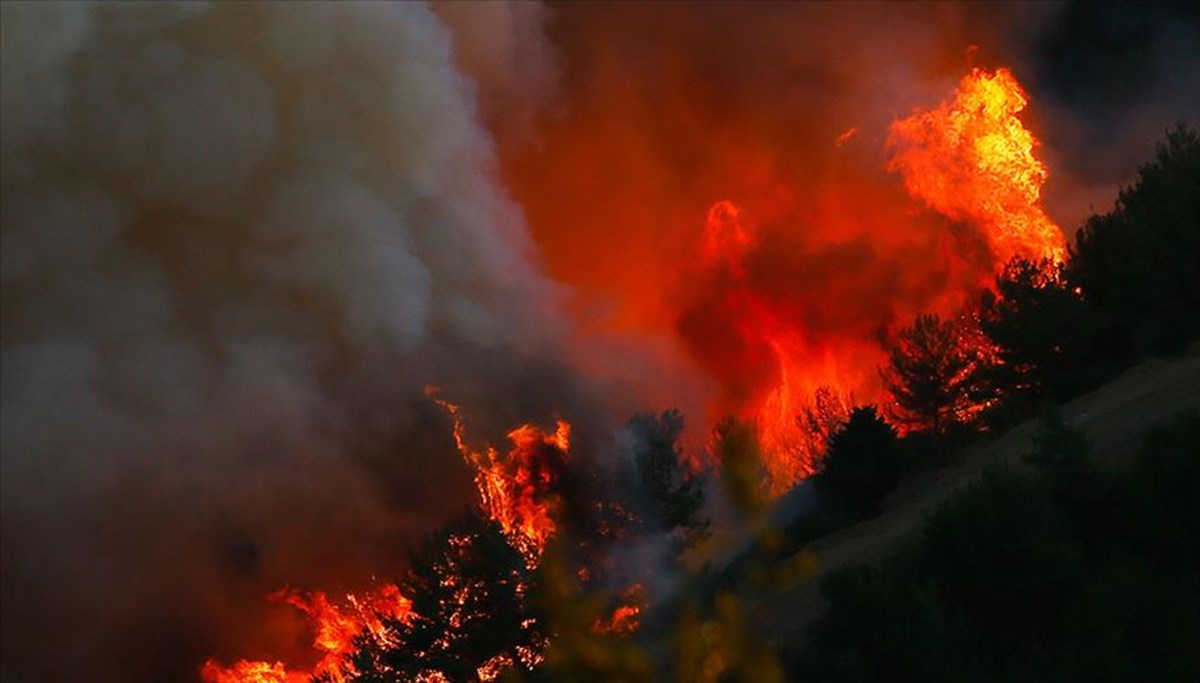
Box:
[749,346,1200,649]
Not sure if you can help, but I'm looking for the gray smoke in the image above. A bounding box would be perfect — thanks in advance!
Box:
[0,2,577,679]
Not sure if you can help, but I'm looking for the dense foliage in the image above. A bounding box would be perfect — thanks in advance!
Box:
[1070,124,1200,358]
[815,407,905,518]
[343,510,542,682]
[793,411,1200,681]
[978,257,1100,404]
[626,409,711,548]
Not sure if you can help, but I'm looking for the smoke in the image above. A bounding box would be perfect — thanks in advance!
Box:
[1020,0,1200,232]
[0,2,578,679]
[491,3,1015,442]
[490,1,1200,441]
[430,0,560,144]
[4,1,1196,678]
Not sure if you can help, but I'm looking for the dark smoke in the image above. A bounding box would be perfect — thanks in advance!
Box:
[3,2,1197,681]
[0,2,585,680]
[1022,0,1200,231]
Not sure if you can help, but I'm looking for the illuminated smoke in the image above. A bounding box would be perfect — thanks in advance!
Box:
[492,4,1095,491]
[5,1,1196,678]
[1,2,573,679]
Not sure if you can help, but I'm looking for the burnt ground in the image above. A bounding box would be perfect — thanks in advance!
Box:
[744,346,1200,653]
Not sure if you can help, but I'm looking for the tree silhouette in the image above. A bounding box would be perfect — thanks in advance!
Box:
[979,257,1099,403]
[881,313,985,435]
[344,510,542,683]
[1070,124,1200,357]
[815,406,905,518]
[796,413,1200,682]
[625,410,710,548]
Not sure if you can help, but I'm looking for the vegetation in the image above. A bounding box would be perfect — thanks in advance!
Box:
[343,510,542,682]
[1069,124,1200,358]
[626,409,711,548]
[319,125,1198,683]
[979,125,1199,423]
[978,257,1100,404]
[814,407,905,518]
[881,313,987,436]
[792,411,1200,682]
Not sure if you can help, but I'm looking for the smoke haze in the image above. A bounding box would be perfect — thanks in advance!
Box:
[2,1,1197,680]
[1,2,579,679]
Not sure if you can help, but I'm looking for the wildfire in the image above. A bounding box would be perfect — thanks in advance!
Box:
[593,583,646,636]
[201,584,412,683]
[888,67,1066,263]
[686,67,1063,491]
[428,388,570,563]
[200,660,296,683]
[698,201,859,491]
[205,62,1066,682]
[203,396,567,681]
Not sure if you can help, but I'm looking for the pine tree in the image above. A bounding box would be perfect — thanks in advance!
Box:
[881,313,985,435]
[345,510,542,683]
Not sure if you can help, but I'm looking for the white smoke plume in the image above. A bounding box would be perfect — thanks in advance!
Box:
[1,2,573,679]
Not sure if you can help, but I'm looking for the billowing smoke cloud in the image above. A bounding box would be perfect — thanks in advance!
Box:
[0,2,579,679]
[431,1,560,143]
[4,1,1196,679]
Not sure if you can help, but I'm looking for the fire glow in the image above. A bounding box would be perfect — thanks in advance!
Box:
[201,585,412,683]
[888,67,1066,264]
[430,388,570,563]
[678,67,1064,490]
[203,65,1064,680]
[203,395,567,682]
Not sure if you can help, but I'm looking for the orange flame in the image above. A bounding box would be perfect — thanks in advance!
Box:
[688,67,1061,491]
[201,584,412,683]
[594,605,642,636]
[199,660,298,683]
[699,202,860,491]
[428,388,570,563]
[592,583,646,636]
[888,67,1065,263]
[204,396,564,681]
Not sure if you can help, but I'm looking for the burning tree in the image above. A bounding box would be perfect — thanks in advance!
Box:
[979,257,1097,404]
[799,386,854,456]
[202,583,413,683]
[430,389,571,564]
[881,313,989,436]
[342,510,544,683]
